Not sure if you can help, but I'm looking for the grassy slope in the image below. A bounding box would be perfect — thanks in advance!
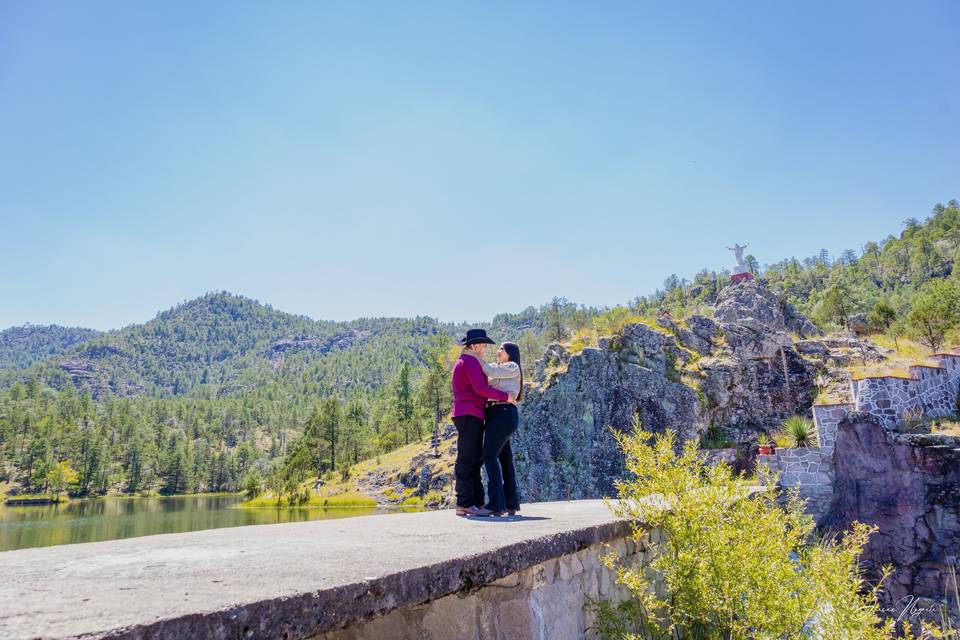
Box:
[242,433,457,509]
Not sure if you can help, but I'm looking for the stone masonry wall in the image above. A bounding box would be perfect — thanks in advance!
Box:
[768,448,833,486]
[761,352,960,519]
[756,403,850,523]
[317,531,664,640]
[810,403,848,457]
[852,353,960,428]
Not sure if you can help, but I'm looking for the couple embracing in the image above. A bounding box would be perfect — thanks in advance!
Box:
[450,329,523,517]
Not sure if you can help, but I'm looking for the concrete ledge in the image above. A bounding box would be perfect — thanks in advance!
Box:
[0,500,629,640]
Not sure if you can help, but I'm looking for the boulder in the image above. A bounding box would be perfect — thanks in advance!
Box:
[698,346,816,428]
[516,323,703,502]
[533,343,571,383]
[656,313,717,356]
[826,416,960,623]
[714,280,821,339]
[694,281,820,427]
[795,333,889,367]
[847,313,869,336]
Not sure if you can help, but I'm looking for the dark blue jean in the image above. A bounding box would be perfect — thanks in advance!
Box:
[453,414,486,508]
[483,404,519,512]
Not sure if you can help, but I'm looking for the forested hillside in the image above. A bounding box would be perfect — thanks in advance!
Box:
[2,199,957,500]
[0,325,100,370]
[0,293,589,498]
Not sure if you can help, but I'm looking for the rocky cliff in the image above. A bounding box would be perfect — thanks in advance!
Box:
[511,280,833,502]
[515,323,703,502]
[687,281,821,430]
[826,415,960,621]
[347,281,846,507]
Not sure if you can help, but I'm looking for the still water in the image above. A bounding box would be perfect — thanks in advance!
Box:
[0,495,388,552]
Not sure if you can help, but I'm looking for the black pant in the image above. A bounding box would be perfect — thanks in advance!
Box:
[483,404,519,512]
[453,415,485,508]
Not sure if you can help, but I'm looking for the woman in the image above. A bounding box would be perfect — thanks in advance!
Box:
[468,342,523,516]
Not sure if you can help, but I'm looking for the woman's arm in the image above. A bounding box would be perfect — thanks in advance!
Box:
[480,360,519,380]
[464,357,509,401]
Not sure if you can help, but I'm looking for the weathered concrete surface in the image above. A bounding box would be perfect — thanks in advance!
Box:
[318,531,663,640]
[0,500,630,640]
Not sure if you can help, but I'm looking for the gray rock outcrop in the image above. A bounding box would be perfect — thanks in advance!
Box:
[714,280,822,340]
[694,281,819,428]
[516,323,703,502]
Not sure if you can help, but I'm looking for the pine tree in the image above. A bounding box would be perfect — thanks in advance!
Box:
[394,362,414,444]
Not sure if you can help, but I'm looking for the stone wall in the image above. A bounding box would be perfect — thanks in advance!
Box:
[765,447,833,487]
[317,531,663,640]
[760,351,960,524]
[758,447,835,523]
[811,403,848,456]
[852,353,960,428]
[755,403,850,522]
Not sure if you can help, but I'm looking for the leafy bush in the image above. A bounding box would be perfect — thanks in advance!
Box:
[600,422,895,639]
[593,307,646,338]
[867,300,898,333]
[907,280,960,353]
[698,427,733,449]
[242,469,262,499]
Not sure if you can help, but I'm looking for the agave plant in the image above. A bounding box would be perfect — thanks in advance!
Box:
[780,415,817,448]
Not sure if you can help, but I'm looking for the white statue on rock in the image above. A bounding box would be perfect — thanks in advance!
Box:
[726,243,754,283]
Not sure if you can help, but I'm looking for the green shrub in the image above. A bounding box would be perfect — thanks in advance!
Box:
[599,422,895,639]
[698,427,733,449]
[242,469,262,499]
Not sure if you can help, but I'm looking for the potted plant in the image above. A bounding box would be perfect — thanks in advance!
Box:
[757,433,775,456]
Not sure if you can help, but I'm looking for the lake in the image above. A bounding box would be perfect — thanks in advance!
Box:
[0,495,391,552]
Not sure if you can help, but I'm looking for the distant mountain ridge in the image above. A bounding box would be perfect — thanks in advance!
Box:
[1,291,562,399]
[0,324,101,370]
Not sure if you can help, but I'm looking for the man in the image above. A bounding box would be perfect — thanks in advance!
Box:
[450,329,514,517]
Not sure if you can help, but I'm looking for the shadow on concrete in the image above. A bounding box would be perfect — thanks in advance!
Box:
[464,515,551,523]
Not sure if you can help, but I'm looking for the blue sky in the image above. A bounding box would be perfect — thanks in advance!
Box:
[1,2,957,330]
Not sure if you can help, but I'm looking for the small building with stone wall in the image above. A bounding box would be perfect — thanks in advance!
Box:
[759,349,960,523]
[852,353,960,428]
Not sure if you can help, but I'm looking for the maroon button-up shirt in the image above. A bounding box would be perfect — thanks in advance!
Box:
[451,352,509,420]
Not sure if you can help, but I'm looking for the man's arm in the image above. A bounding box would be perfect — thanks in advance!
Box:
[464,357,509,401]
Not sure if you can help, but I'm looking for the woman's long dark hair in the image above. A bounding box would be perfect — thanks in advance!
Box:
[501,341,523,402]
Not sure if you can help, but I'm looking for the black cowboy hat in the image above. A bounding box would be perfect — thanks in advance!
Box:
[459,328,496,346]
